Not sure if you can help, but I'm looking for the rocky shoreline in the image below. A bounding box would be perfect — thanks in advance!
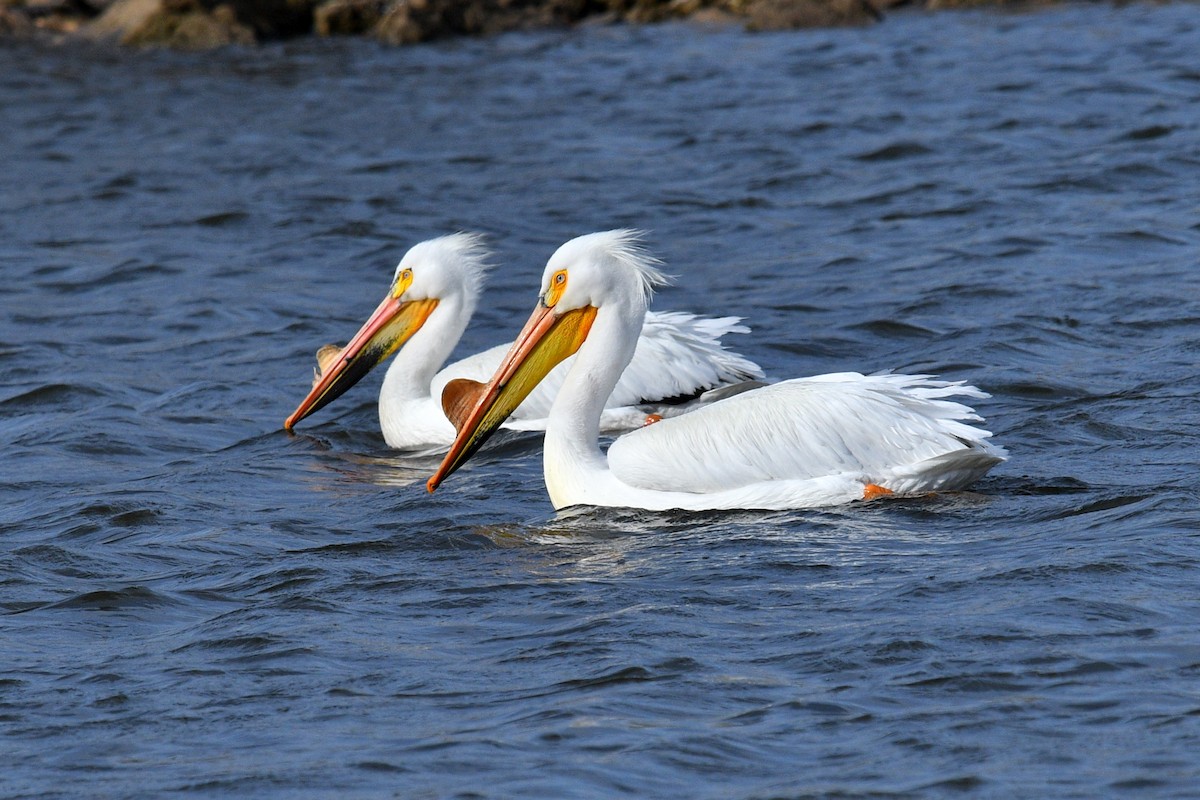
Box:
[1,0,1081,49]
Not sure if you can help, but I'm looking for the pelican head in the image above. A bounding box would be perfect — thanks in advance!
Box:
[284,233,489,430]
[534,229,667,311]
[428,230,667,491]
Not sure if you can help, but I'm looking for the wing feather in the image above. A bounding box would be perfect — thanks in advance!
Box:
[432,310,764,423]
[607,373,1005,493]
[605,311,764,407]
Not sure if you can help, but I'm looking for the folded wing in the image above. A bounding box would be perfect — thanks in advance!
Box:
[607,373,1006,494]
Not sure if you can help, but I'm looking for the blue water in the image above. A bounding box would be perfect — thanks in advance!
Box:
[3,4,1200,796]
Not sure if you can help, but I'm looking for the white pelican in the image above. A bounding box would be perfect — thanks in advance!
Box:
[428,231,1006,511]
[284,233,764,452]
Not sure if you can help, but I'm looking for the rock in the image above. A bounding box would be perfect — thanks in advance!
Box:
[1,0,109,34]
[218,0,315,37]
[612,0,711,24]
[0,4,34,34]
[82,0,255,46]
[82,0,160,39]
[687,5,739,24]
[146,4,255,47]
[314,0,383,34]
[743,0,880,29]
[4,0,1071,49]
[374,0,591,44]
[80,0,320,45]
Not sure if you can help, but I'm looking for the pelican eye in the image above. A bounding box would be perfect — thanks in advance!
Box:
[392,268,414,298]
[545,269,569,306]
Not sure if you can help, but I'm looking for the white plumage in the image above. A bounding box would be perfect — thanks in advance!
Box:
[606,374,1004,503]
[429,231,1006,510]
[286,233,763,452]
[493,311,761,425]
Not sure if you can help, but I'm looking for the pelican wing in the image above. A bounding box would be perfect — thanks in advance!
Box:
[512,311,764,419]
[607,373,1006,494]
[610,311,764,406]
[432,311,764,423]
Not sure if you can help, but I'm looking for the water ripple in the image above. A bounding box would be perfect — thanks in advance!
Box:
[4,6,1200,798]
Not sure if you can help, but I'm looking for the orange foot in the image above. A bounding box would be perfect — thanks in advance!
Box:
[862,483,894,501]
[643,413,663,427]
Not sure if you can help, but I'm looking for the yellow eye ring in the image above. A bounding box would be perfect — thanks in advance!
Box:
[392,268,414,299]
[545,269,568,306]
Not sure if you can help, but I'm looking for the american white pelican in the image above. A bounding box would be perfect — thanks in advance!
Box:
[284,233,764,452]
[428,231,1006,510]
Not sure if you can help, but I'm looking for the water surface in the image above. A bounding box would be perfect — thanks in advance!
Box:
[3,5,1200,797]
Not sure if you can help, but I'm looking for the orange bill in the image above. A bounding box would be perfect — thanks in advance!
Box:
[284,295,439,430]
